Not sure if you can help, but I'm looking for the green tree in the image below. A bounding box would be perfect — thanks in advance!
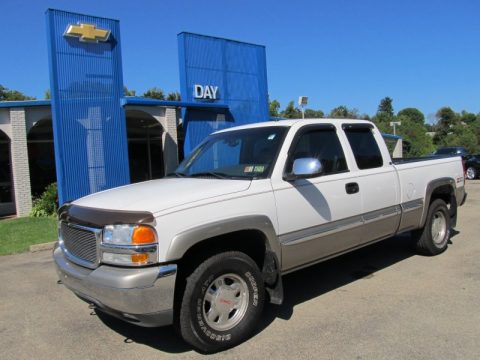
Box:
[459,110,476,124]
[425,123,434,132]
[44,89,51,99]
[371,112,392,133]
[282,101,302,119]
[433,107,458,144]
[397,108,424,124]
[377,97,394,117]
[436,107,458,128]
[143,87,165,100]
[304,109,324,118]
[468,117,480,152]
[440,124,478,153]
[123,86,136,96]
[395,115,435,156]
[166,92,181,101]
[269,99,281,117]
[0,84,35,101]
[329,105,359,119]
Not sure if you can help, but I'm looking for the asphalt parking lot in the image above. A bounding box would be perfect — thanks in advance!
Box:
[1,181,480,360]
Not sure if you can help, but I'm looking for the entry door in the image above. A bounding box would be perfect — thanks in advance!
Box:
[271,126,363,271]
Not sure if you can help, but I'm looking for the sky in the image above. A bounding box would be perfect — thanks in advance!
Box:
[1,0,479,123]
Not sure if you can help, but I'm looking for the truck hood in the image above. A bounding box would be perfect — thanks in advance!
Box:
[73,178,252,214]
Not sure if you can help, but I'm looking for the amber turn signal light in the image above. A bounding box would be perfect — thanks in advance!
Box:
[132,226,156,245]
[131,253,149,264]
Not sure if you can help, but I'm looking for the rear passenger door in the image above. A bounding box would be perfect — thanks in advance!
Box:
[272,125,363,271]
[342,124,400,242]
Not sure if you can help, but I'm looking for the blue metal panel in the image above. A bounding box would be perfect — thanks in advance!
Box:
[46,9,129,205]
[178,33,269,155]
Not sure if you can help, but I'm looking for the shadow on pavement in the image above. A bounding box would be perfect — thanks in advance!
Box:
[95,310,191,353]
[255,233,421,336]
[95,232,456,354]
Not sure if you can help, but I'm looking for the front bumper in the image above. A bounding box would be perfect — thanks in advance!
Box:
[53,246,177,327]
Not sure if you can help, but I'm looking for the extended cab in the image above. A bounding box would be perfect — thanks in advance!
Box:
[54,119,466,352]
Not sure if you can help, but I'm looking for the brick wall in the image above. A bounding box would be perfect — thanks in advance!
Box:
[10,108,32,216]
[164,107,179,174]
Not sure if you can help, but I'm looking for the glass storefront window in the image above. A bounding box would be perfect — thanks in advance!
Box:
[126,116,164,183]
[27,119,57,197]
[0,131,12,204]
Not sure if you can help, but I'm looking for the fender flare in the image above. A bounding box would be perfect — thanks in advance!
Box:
[166,215,280,263]
[420,177,456,228]
[166,215,284,304]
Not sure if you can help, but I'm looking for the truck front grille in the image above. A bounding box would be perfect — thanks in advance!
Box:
[61,222,99,266]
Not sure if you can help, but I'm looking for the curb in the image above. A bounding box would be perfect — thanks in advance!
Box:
[30,241,56,253]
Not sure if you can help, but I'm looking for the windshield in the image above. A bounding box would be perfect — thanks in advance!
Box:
[175,126,288,179]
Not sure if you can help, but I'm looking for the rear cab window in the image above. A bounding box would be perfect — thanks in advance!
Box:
[343,124,383,169]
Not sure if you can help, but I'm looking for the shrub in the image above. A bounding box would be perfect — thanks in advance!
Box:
[31,183,58,217]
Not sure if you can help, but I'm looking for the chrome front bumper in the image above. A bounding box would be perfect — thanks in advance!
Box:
[53,246,177,327]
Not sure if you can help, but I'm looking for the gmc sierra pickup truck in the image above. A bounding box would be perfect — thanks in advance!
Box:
[54,119,466,352]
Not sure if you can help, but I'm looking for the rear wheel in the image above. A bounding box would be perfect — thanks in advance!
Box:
[412,199,451,255]
[177,251,265,353]
[466,166,476,180]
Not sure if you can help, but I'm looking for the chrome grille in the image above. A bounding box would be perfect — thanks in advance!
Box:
[61,222,99,265]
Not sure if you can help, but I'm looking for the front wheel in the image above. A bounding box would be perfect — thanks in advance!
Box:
[177,251,265,353]
[466,166,476,180]
[412,199,451,255]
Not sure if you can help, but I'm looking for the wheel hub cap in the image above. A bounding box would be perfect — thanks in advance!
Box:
[431,210,447,245]
[467,168,475,179]
[202,273,249,331]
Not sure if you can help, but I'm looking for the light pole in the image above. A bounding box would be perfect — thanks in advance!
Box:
[298,96,308,119]
[390,121,401,136]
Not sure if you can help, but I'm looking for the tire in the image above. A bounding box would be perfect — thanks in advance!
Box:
[177,251,265,353]
[412,199,451,256]
[466,166,476,180]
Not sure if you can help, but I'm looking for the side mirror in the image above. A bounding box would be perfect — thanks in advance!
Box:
[284,158,323,181]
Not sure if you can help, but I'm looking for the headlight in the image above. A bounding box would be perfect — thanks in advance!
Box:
[101,224,158,266]
[103,224,134,245]
[103,224,157,245]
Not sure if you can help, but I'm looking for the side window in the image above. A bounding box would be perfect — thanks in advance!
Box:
[344,127,383,169]
[287,128,348,175]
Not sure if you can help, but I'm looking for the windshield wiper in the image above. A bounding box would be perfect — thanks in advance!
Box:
[166,171,187,178]
[189,171,229,179]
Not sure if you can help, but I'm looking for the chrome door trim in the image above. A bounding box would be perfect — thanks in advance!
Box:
[280,204,404,247]
[401,198,424,211]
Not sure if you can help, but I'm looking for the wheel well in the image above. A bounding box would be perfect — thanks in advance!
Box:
[176,230,267,278]
[172,230,269,316]
[429,184,457,225]
[430,184,454,206]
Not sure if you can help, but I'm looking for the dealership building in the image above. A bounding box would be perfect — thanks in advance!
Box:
[0,99,183,216]
[0,9,270,217]
[0,9,402,218]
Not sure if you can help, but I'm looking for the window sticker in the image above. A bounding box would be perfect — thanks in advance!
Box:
[253,165,265,172]
[244,166,254,173]
[267,134,276,140]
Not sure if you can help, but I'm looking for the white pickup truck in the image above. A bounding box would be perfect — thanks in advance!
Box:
[54,119,466,352]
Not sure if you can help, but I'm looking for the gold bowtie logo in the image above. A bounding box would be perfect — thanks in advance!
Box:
[64,23,110,43]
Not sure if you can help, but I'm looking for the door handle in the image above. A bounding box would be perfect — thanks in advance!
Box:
[345,182,359,194]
